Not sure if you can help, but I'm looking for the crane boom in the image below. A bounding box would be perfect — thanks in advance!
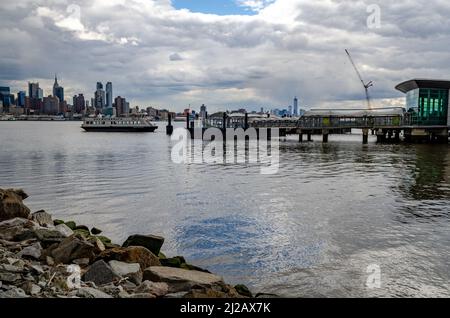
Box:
[345,49,373,110]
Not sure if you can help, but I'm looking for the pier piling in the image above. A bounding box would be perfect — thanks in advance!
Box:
[166,113,173,135]
[363,129,369,144]
[322,130,329,143]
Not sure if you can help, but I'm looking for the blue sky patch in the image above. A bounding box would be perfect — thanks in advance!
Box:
[172,0,257,16]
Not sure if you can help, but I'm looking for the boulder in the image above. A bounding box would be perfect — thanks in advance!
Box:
[0,272,22,283]
[83,260,119,286]
[17,242,42,259]
[21,282,42,295]
[108,260,142,285]
[97,246,161,270]
[183,284,244,298]
[76,287,113,298]
[234,284,253,298]
[88,237,105,253]
[122,234,164,255]
[64,221,76,230]
[5,257,25,268]
[0,218,37,241]
[0,263,25,273]
[74,225,90,232]
[51,234,97,264]
[53,219,65,226]
[99,283,124,297]
[73,229,90,237]
[143,266,223,293]
[160,256,185,268]
[30,264,44,274]
[135,281,169,297]
[55,224,74,238]
[15,228,66,246]
[0,286,28,298]
[0,189,30,221]
[31,210,53,228]
[46,256,55,266]
[91,227,102,235]
[159,256,211,273]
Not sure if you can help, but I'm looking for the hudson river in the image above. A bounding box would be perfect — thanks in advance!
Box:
[1,121,450,297]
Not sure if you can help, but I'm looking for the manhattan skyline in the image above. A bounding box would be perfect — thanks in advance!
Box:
[1,0,449,112]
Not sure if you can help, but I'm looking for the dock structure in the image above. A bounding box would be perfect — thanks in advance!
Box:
[179,79,450,144]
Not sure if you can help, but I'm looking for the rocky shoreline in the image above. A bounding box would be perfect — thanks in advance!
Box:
[0,188,256,298]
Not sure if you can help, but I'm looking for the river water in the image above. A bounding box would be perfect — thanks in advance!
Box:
[1,121,450,297]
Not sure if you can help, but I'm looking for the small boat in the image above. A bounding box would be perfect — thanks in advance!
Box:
[82,117,158,132]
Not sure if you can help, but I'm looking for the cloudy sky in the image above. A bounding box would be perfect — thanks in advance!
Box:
[1,0,450,112]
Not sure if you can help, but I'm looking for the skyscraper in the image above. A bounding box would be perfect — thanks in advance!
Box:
[28,82,40,99]
[293,97,298,117]
[115,96,129,116]
[0,87,11,111]
[73,94,85,114]
[106,82,113,109]
[94,82,105,109]
[53,75,64,104]
[42,95,60,115]
[17,91,26,107]
[37,87,43,100]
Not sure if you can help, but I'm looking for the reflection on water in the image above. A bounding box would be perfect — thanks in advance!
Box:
[1,122,450,297]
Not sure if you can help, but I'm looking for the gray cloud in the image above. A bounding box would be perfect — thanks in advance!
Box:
[1,0,449,112]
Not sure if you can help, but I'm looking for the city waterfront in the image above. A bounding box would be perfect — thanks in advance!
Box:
[1,121,450,297]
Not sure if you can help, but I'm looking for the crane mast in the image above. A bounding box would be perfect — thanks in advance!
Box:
[345,49,373,110]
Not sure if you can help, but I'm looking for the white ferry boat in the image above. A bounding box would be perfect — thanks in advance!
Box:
[82,117,158,132]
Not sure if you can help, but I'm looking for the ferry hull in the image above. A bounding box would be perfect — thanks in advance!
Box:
[82,126,158,132]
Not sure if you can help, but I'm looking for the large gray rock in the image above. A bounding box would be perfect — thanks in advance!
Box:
[31,210,53,228]
[15,228,66,245]
[143,266,223,293]
[51,235,97,264]
[55,224,74,238]
[83,260,120,286]
[135,280,169,297]
[0,189,30,221]
[108,260,142,285]
[76,287,113,298]
[17,242,42,259]
[0,272,22,283]
[0,218,37,241]
[88,236,105,253]
[122,234,164,255]
[21,282,42,295]
[0,286,28,298]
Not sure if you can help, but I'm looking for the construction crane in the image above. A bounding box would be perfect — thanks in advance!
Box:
[345,49,373,110]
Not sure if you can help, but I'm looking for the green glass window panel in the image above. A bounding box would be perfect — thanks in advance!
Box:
[415,88,448,125]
